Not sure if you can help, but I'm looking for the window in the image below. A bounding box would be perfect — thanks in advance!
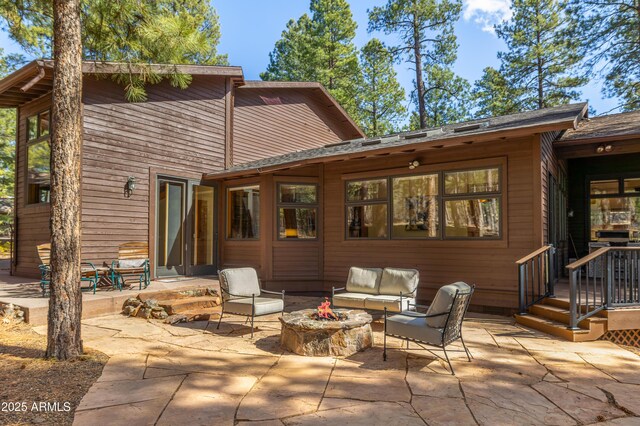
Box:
[443,167,501,238]
[346,179,388,238]
[392,174,439,238]
[589,176,640,242]
[277,184,318,239]
[345,165,502,240]
[26,110,51,204]
[227,185,260,239]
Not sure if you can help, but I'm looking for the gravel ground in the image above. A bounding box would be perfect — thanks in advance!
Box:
[0,322,107,426]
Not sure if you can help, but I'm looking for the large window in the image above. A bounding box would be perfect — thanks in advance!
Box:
[26,110,51,204]
[346,179,388,238]
[443,168,501,238]
[278,184,318,239]
[227,185,260,239]
[590,177,640,242]
[346,166,502,240]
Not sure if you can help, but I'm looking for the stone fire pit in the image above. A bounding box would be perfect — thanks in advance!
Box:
[279,309,373,357]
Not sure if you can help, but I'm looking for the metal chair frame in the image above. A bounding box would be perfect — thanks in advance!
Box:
[383,285,475,375]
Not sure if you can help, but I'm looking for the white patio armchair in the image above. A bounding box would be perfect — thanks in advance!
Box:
[217,267,285,338]
[383,282,475,375]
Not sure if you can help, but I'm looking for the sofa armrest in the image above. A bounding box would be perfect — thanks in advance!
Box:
[331,286,346,298]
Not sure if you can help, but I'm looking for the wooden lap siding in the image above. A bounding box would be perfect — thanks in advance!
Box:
[14,95,52,277]
[233,88,347,165]
[81,76,227,268]
[540,131,564,245]
[321,136,539,310]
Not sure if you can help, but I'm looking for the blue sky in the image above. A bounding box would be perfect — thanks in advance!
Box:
[0,0,619,115]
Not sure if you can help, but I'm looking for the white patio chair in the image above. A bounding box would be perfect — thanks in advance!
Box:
[383,282,475,375]
[217,267,285,338]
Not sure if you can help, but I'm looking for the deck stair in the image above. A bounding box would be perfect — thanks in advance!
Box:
[515,298,608,342]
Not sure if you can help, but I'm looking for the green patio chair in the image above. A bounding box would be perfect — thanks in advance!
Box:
[109,242,150,290]
[37,243,100,297]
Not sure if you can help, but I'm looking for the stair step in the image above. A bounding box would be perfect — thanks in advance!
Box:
[139,287,217,303]
[515,314,594,342]
[529,304,606,328]
[542,298,571,310]
[179,306,222,322]
[158,295,220,315]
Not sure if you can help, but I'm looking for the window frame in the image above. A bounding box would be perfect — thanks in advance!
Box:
[587,173,640,242]
[441,165,503,240]
[25,109,52,206]
[345,178,390,240]
[276,182,319,241]
[226,184,261,241]
[344,163,504,241]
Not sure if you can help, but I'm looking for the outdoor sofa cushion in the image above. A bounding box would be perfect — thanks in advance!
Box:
[118,259,146,269]
[219,267,261,301]
[386,312,443,345]
[332,293,369,309]
[364,295,415,313]
[425,282,472,328]
[379,268,419,297]
[345,267,383,295]
[223,297,284,317]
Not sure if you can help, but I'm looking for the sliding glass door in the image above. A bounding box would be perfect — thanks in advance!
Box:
[156,177,217,277]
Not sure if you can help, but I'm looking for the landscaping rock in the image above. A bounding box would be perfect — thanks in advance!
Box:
[164,314,188,325]
[1,303,25,324]
[151,310,169,320]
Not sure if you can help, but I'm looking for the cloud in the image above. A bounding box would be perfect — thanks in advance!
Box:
[463,0,512,34]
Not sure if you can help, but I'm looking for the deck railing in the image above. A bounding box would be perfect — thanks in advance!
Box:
[517,245,556,314]
[565,247,640,329]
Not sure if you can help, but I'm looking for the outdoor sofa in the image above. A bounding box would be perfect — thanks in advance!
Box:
[332,267,419,313]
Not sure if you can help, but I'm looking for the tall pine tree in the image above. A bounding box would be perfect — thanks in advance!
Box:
[0,0,227,101]
[368,0,469,129]
[356,39,406,136]
[261,0,360,121]
[570,0,640,111]
[494,0,586,110]
[472,67,522,117]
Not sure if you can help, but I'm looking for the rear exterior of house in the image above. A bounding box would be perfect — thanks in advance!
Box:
[2,60,640,325]
[1,61,362,279]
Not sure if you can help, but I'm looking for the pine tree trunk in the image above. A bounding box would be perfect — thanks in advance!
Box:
[46,0,83,360]
[413,14,427,129]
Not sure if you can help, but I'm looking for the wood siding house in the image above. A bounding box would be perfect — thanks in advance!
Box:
[3,60,640,318]
[0,60,363,279]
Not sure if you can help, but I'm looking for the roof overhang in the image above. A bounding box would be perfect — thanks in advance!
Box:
[0,60,245,108]
[205,103,588,181]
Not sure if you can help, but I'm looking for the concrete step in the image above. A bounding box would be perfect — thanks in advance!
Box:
[515,313,607,342]
[158,295,220,315]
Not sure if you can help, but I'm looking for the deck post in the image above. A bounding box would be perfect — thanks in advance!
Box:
[518,264,526,314]
[568,269,579,330]
[606,250,613,309]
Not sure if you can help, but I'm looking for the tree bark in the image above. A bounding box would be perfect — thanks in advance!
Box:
[413,13,427,129]
[46,0,83,360]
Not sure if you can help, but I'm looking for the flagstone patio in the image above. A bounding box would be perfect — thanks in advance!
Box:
[34,297,640,426]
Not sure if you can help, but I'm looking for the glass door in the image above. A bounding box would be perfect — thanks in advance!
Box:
[156,178,186,277]
[188,183,217,275]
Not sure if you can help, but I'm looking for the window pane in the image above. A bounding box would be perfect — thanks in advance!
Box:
[347,204,388,238]
[279,184,316,204]
[392,174,439,238]
[444,198,500,238]
[27,141,51,204]
[590,179,619,195]
[279,208,317,239]
[39,110,50,137]
[445,168,500,194]
[624,178,640,194]
[590,197,640,241]
[228,186,260,239]
[27,115,38,141]
[346,179,387,202]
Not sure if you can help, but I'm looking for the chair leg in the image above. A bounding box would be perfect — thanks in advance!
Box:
[443,346,455,375]
[383,307,387,361]
[460,335,473,361]
[250,313,255,339]
[216,308,224,329]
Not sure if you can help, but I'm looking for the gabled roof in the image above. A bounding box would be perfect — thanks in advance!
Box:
[205,102,588,179]
[558,110,640,143]
[0,59,244,107]
[237,80,365,139]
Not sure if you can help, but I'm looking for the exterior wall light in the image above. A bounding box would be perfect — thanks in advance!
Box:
[409,160,420,170]
[596,144,613,154]
[125,176,136,197]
